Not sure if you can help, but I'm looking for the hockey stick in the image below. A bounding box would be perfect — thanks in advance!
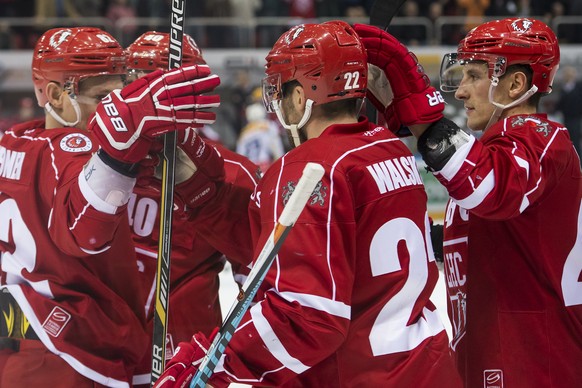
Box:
[366,0,408,127]
[189,162,325,388]
[369,0,407,30]
[151,0,186,384]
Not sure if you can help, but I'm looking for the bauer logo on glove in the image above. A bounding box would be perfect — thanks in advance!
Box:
[89,64,220,164]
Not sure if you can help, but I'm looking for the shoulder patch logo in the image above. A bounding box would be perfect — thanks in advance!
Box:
[510,115,551,137]
[282,179,327,207]
[42,306,71,338]
[60,133,93,153]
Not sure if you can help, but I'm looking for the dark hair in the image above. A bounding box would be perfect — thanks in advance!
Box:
[319,98,360,117]
[283,80,360,117]
[503,64,541,107]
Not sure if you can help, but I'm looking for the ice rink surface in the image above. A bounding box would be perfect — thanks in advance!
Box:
[217,262,452,388]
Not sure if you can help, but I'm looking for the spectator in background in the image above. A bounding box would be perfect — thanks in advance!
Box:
[456,0,490,34]
[486,0,518,16]
[285,0,316,19]
[35,0,77,18]
[71,0,104,16]
[0,97,43,135]
[392,1,426,46]
[343,3,367,19]
[555,66,582,158]
[229,69,255,137]
[236,101,285,173]
[256,0,288,47]
[106,0,138,46]
[567,0,582,43]
[230,0,261,46]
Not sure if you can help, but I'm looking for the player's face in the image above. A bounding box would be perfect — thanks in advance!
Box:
[127,69,152,83]
[454,62,496,132]
[72,75,124,130]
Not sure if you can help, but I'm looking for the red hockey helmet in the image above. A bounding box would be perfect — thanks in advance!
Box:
[32,27,126,107]
[441,18,559,94]
[126,31,205,72]
[262,20,367,112]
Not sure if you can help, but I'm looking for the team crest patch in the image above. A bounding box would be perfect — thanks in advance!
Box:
[511,18,533,33]
[49,29,72,49]
[42,306,71,337]
[60,133,92,152]
[282,178,327,207]
[483,369,504,388]
[511,116,551,137]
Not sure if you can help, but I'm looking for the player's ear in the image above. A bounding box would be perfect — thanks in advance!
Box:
[293,84,306,110]
[45,82,66,108]
[508,71,529,100]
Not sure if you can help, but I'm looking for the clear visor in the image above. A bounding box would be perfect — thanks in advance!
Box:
[440,53,508,92]
[126,68,153,84]
[262,73,282,113]
[440,53,464,92]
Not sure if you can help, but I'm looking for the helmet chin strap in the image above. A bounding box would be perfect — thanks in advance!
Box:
[485,76,538,131]
[272,99,314,148]
[45,93,81,127]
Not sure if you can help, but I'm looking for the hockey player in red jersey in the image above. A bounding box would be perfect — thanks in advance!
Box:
[154,21,462,387]
[0,27,219,387]
[124,31,260,386]
[356,17,582,388]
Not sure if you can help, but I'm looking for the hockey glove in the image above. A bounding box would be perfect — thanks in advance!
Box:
[89,65,220,164]
[154,330,230,388]
[174,128,225,210]
[353,24,444,134]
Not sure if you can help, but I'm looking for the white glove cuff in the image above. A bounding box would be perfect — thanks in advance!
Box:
[79,153,136,214]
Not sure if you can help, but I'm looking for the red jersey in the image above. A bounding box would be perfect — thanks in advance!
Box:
[437,114,582,387]
[0,120,148,387]
[130,144,259,385]
[211,118,461,387]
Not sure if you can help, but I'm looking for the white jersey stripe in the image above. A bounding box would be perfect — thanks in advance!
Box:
[276,290,351,319]
[250,302,310,374]
[453,170,495,209]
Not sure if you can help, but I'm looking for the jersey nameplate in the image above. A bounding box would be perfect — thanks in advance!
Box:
[0,145,25,181]
[367,156,423,194]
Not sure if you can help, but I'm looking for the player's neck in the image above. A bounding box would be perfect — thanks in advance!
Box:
[305,115,357,140]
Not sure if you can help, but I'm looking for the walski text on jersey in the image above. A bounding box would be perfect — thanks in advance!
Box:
[366,156,423,194]
[0,145,25,180]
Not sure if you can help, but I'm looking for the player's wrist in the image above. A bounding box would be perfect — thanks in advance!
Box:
[97,149,140,177]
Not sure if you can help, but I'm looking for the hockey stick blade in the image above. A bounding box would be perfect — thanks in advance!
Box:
[151,0,185,385]
[369,0,407,30]
[189,163,325,388]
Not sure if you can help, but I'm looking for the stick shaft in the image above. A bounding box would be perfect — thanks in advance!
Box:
[151,0,186,384]
[189,163,325,387]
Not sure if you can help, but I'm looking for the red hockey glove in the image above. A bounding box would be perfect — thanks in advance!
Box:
[174,128,225,210]
[154,330,230,388]
[353,24,444,134]
[89,65,220,164]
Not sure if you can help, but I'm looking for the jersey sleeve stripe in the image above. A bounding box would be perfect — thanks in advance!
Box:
[250,302,310,374]
[452,170,495,209]
[276,290,351,319]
